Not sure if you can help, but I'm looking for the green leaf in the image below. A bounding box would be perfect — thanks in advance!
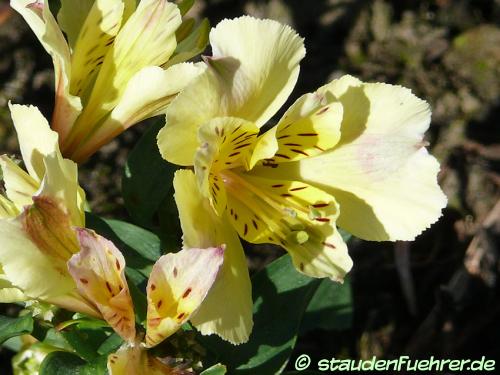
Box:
[300,277,353,334]
[0,313,34,344]
[97,333,123,356]
[85,213,162,269]
[177,0,194,16]
[39,351,108,375]
[60,328,109,362]
[122,120,177,228]
[201,363,227,375]
[167,18,210,67]
[200,254,321,374]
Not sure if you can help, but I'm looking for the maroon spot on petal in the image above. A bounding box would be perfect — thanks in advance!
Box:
[157,300,163,309]
[313,203,329,208]
[298,133,318,137]
[231,132,245,143]
[151,284,156,291]
[173,267,178,277]
[252,220,258,230]
[281,193,292,197]
[275,153,291,159]
[234,214,238,221]
[316,106,330,115]
[106,281,113,294]
[322,241,336,250]
[80,278,89,284]
[291,149,309,156]
[231,125,242,135]
[177,312,185,320]
[234,143,252,150]
[244,224,248,236]
[182,287,192,298]
[229,151,240,157]
[314,145,325,152]
[277,134,290,139]
[315,217,330,222]
[299,262,305,271]
[284,143,301,146]
[272,184,284,188]
[290,186,307,191]
[115,259,121,271]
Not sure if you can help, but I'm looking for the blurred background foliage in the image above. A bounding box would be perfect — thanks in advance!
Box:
[1,0,499,373]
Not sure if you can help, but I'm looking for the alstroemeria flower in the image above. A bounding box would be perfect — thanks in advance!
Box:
[66,228,224,374]
[0,104,97,317]
[157,17,448,344]
[11,0,207,162]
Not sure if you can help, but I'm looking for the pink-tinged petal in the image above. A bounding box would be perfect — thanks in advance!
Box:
[145,246,224,348]
[68,228,136,342]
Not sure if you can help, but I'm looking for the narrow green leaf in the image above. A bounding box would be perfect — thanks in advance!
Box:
[60,328,108,362]
[200,255,321,374]
[86,213,162,267]
[97,333,123,356]
[167,18,210,67]
[39,351,108,375]
[122,120,177,228]
[201,363,227,375]
[300,277,353,334]
[177,0,194,16]
[0,313,34,344]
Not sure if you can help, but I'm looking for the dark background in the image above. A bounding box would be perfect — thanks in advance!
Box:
[1,0,499,373]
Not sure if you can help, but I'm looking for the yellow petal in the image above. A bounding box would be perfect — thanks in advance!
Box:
[158,16,305,166]
[248,96,343,169]
[209,16,305,126]
[145,246,224,348]
[69,0,125,100]
[173,170,253,344]
[8,104,85,226]
[0,198,97,314]
[0,217,73,299]
[11,0,82,142]
[68,229,136,342]
[70,62,204,162]
[0,267,27,302]
[39,151,86,227]
[66,0,182,158]
[194,117,259,214]
[222,171,352,280]
[0,194,19,219]
[8,103,58,181]
[273,76,448,241]
[108,345,181,375]
[0,156,38,210]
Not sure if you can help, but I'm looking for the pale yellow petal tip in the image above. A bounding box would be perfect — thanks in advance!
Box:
[195,316,253,345]
[210,15,306,59]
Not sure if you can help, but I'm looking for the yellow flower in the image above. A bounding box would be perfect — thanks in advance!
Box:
[157,17,448,344]
[11,0,207,162]
[0,104,97,317]
[66,228,223,374]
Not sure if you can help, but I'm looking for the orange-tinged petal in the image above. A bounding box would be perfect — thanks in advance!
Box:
[68,228,136,342]
[145,246,224,347]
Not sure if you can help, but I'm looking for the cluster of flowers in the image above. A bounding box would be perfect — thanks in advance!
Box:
[0,0,447,373]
